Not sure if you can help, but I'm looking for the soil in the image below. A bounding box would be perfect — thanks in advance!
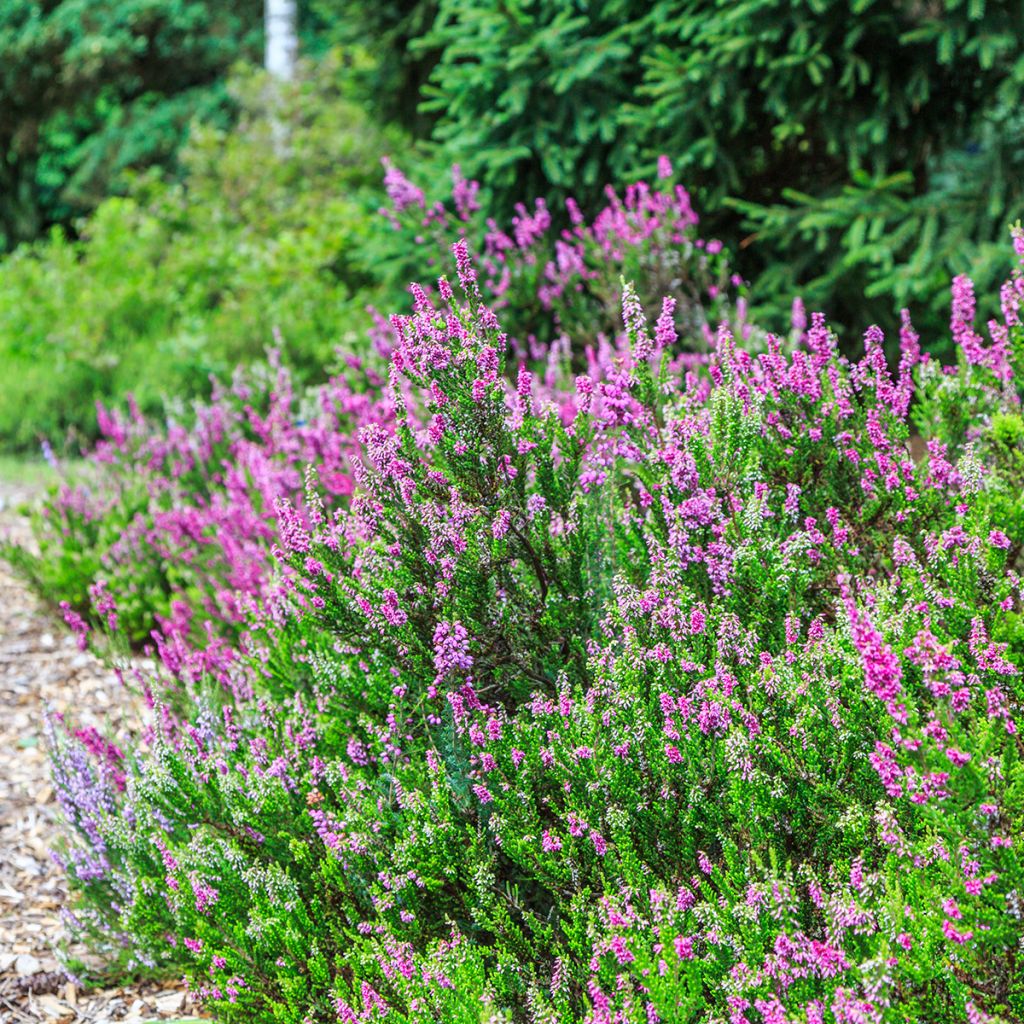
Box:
[0,480,201,1024]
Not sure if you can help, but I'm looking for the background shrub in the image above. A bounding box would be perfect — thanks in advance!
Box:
[0,0,264,249]
[0,55,395,451]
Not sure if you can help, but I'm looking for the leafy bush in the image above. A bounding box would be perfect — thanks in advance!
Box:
[0,0,263,248]
[0,55,395,452]
[39,225,1024,1022]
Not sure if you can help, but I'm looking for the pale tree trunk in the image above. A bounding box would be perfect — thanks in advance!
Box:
[265,0,298,81]
[265,0,298,153]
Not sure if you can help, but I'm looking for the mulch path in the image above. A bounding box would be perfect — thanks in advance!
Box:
[0,481,201,1024]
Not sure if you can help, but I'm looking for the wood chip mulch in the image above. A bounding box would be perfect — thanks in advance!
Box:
[1,482,203,1024]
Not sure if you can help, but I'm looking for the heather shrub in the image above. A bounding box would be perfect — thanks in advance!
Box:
[368,156,747,361]
[44,233,1024,1022]
[5,355,391,650]
[11,167,739,650]
[0,54,395,452]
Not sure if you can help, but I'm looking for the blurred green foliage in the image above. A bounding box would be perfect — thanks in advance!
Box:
[308,0,440,137]
[0,55,402,451]
[0,0,265,249]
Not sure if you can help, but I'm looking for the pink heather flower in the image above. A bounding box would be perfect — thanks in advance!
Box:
[657,155,673,179]
[451,164,480,220]
[191,875,219,914]
[791,296,807,334]
[492,509,511,539]
[511,198,550,248]
[609,935,634,964]
[784,484,801,516]
[516,363,533,402]
[674,935,694,960]
[967,1001,994,1024]
[850,858,864,891]
[942,920,973,944]
[88,579,118,632]
[380,589,407,627]
[59,602,90,651]
[655,296,678,350]
[335,999,359,1023]
[574,374,594,415]
[527,493,547,520]
[361,984,389,1016]
[942,898,962,920]
[591,831,608,856]
[275,498,311,553]
[785,614,800,645]
[381,157,424,213]
[870,742,904,798]
[988,530,1011,549]
[698,852,713,875]
[846,599,904,720]
[541,830,562,853]
[433,621,473,684]
[451,239,477,294]
[831,989,879,1024]
[950,274,993,370]
[472,784,493,804]
[622,283,652,360]
[1013,224,1024,260]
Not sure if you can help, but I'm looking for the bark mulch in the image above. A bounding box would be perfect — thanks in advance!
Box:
[0,481,202,1024]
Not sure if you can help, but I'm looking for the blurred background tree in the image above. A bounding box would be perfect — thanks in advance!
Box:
[307,0,439,136]
[0,0,263,250]
[265,0,298,81]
